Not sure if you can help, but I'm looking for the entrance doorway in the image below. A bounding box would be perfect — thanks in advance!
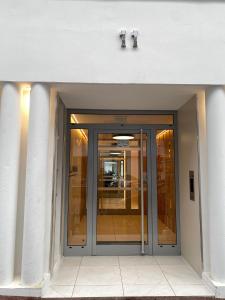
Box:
[95,130,149,255]
[64,112,180,256]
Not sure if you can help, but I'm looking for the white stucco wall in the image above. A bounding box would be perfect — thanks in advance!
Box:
[178,97,202,274]
[0,1,225,84]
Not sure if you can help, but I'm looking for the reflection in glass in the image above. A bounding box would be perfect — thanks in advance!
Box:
[97,133,148,244]
[156,130,177,245]
[68,129,88,246]
[70,114,173,125]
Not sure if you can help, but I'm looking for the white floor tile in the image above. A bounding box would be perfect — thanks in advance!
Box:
[76,266,121,285]
[61,256,82,267]
[123,283,175,296]
[51,265,79,285]
[173,284,215,296]
[121,265,167,285]
[73,285,123,297]
[42,285,74,298]
[49,255,211,298]
[155,256,186,265]
[161,265,202,285]
[119,255,157,266]
[81,256,119,266]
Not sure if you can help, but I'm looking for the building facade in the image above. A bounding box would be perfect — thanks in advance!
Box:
[0,0,225,298]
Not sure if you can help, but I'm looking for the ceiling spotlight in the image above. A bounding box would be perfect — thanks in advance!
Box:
[113,134,134,140]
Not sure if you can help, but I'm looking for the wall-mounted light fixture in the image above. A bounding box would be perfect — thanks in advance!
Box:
[21,85,31,116]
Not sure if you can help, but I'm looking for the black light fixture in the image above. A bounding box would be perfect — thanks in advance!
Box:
[113,134,134,140]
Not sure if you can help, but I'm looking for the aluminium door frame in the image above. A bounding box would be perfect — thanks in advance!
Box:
[63,110,180,256]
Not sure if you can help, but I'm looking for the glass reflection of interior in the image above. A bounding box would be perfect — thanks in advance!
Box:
[70,114,173,125]
[156,129,177,245]
[68,129,88,246]
[97,133,148,244]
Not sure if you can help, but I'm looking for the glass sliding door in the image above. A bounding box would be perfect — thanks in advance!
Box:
[94,131,150,254]
[64,117,180,257]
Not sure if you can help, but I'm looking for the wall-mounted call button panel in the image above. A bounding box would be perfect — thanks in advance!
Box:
[189,170,195,201]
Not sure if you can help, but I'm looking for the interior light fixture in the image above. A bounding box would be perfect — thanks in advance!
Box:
[110,152,122,155]
[113,134,134,140]
[21,86,31,116]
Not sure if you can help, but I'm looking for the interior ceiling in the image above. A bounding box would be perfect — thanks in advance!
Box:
[56,83,203,110]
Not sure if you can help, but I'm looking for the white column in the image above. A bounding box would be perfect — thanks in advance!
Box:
[206,86,225,282]
[0,83,21,284]
[21,83,50,285]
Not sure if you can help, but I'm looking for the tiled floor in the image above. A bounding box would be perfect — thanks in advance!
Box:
[43,256,214,298]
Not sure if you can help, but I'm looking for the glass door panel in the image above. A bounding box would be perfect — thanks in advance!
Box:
[156,129,177,245]
[96,132,148,245]
[68,129,88,246]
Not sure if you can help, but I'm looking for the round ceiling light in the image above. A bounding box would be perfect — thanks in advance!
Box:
[113,134,134,140]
